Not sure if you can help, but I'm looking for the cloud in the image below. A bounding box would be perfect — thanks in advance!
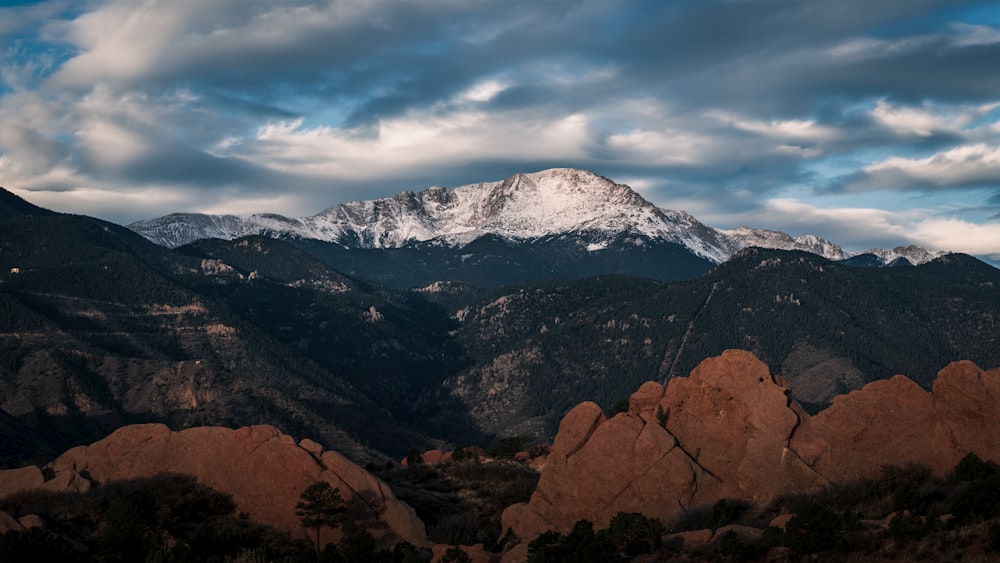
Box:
[912,218,1000,260]
[0,0,998,256]
[224,107,594,182]
[838,144,1000,193]
[705,197,1000,260]
[869,99,1000,137]
[718,198,915,251]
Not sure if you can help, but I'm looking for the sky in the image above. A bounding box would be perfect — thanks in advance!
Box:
[1,0,999,263]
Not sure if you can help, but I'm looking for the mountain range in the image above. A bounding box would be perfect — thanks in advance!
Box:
[1,172,997,470]
[128,168,942,289]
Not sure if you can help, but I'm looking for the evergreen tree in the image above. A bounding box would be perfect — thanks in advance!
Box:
[295,481,346,552]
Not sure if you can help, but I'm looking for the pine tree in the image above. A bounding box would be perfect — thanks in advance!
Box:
[295,481,346,552]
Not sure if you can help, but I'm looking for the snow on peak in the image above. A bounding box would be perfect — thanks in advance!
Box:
[717,227,848,261]
[275,168,680,250]
[126,167,944,267]
[858,245,946,266]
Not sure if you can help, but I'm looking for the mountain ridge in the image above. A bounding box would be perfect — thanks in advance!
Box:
[125,169,944,267]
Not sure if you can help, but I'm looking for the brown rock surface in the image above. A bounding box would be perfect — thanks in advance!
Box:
[0,510,23,533]
[628,381,665,423]
[504,408,717,540]
[660,350,830,501]
[422,449,445,464]
[0,465,44,499]
[17,514,44,529]
[499,543,528,563]
[812,375,957,478]
[13,424,426,547]
[712,524,763,544]
[932,361,1000,463]
[504,350,1000,547]
[768,513,794,531]
[662,529,713,550]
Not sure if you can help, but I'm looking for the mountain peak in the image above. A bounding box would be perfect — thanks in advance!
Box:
[288,167,669,249]
[126,169,948,268]
[859,245,946,266]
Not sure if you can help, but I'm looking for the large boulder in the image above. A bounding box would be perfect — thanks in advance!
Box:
[4,424,427,547]
[505,351,830,539]
[812,375,957,478]
[813,361,1000,479]
[0,465,44,499]
[505,350,1000,545]
[932,361,1000,463]
[659,350,830,502]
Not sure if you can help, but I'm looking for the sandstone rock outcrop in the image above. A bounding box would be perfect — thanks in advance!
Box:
[504,350,1000,543]
[0,465,43,499]
[812,375,956,477]
[0,424,427,547]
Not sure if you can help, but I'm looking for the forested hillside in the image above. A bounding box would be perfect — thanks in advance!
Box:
[2,187,998,465]
[434,248,1000,437]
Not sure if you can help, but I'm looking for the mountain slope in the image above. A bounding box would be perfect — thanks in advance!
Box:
[0,188,455,467]
[432,248,1000,438]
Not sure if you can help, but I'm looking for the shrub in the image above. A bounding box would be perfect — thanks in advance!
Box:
[439,545,472,563]
[718,530,767,563]
[711,498,751,530]
[609,399,630,416]
[783,502,843,554]
[989,522,1000,552]
[950,475,1000,523]
[953,453,997,483]
[0,529,82,562]
[605,511,663,557]
[486,436,525,459]
[888,511,931,540]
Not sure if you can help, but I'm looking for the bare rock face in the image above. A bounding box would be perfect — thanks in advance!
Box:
[0,465,43,499]
[8,424,426,547]
[504,351,827,539]
[0,510,23,533]
[660,350,830,502]
[812,375,957,478]
[505,350,1000,546]
[813,361,1000,478]
[932,361,1000,462]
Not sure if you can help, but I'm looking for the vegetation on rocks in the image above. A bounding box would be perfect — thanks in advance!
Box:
[374,456,539,550]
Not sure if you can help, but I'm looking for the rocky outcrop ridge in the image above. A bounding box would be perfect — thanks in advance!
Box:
[0,424,427,547]
[503,350,1000,541]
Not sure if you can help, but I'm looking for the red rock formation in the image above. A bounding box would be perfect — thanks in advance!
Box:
[1,424,427,547]
[812,375,957,478]
[659,350,830,501]
[0,465,43,499]
[0,510,23,533]
[504,350,1000,545]
[932,360,1000,462]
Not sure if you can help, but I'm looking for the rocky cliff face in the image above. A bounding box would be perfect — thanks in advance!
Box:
[0,424,428,547]
[503,350,1000,542]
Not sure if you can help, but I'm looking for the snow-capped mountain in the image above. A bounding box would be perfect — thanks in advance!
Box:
[862,245,947,266]
[127,168,931,266]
